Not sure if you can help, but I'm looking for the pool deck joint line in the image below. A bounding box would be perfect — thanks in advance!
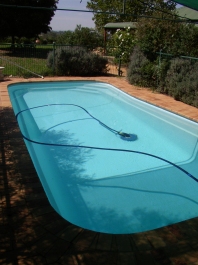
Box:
[1,76,198,265]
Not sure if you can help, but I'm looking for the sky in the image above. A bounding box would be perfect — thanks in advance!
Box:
[50,0,95,31]
[50,0,182,32]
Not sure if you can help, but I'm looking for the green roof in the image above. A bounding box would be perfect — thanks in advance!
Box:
[177,6,198,22]
[104,22,137,29]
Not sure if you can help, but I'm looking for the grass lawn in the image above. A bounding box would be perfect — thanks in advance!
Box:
[0,57,51,77]
[0,44,53,77]
[0,44,120,77]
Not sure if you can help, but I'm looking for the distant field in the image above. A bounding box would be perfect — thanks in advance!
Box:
[0,44,53,77]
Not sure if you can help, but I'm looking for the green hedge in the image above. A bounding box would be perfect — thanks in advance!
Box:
[127,47,198,108]
[164,58,198,107]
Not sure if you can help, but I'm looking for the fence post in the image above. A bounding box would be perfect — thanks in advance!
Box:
[53,42,56,76]
[159,49,162,68]
[118,56,122,76]
[157,49,162,86]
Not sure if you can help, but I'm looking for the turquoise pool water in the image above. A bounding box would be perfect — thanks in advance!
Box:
[8,81,198,234]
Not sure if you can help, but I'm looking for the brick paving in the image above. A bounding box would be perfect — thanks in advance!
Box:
[1,76,198,265]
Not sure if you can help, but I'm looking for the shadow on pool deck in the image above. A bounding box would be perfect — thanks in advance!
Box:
[1,77,198,264]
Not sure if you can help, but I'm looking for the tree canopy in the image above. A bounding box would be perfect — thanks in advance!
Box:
[136,15,198,57]
[86,0,176,32]
[0,0,58,43]
[56,25,103,48]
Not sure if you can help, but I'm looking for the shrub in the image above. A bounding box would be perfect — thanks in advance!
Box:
[164,58,198,106]
[127,49,198,107]
[47,47,108,76]
[127,47,156,87]
[107,27,136,64]
[156,58,171,94]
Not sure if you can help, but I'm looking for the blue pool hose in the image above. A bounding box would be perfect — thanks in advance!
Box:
[16,104,198,183]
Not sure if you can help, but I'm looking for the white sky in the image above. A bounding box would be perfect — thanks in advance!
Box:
[50,0,95,31]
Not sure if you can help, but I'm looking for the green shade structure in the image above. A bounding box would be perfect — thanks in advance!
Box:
[174,0,198,11]
[177,6,198,23]
[104,22,137,29]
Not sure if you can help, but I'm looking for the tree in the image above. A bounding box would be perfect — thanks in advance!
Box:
[87,0,176,32]
[40,31,61,44]
[56,25,103,49]
[0,0,58,43]
[56,30,74,45]
[136,13,198,57]
[72,25,103,48]
[136,11,180,55]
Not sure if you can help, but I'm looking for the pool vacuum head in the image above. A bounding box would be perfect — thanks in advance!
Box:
[118,132,138,141]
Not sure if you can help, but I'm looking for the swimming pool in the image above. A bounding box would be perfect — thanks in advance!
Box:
[8,80,198,234]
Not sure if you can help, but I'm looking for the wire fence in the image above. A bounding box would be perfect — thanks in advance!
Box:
[0,43,52,77]
[157,50,198,63]
[2,43,197,80]
[0,43,127,78]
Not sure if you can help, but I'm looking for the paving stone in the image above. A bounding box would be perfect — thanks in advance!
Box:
[170,250,198,265]
[115,234,133,252]
[30,233,59,255]
[58,224,83,242]
[25,192,47,202]
[17,255,47,265]
[44,218,69,235]
[132,233,152,251]
[45,238,70,264]
[146,230,167,248]
[155,227,179,245]
[77,251,119,265]
[31,205,54,217]
[136,250,157,265]
[72,229,98,251]
[36,211,62,226]
[95,233,113,251]
[118,252,137,265]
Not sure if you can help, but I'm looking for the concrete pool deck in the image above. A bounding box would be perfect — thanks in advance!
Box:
[1,76,198,265]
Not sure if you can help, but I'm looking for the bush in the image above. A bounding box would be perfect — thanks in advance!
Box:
[47,47,108,76]
[127,47,156,87]
[136,16,198,58]
[164,58,198,106]
[107,27,136,64]
[156,58,171,94]
[127,48,198,107]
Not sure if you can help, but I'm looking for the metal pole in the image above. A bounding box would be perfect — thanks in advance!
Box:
[118,56,121,76]
[157,49,162,87]
[53,42,56,75]
[123,0,126,14]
